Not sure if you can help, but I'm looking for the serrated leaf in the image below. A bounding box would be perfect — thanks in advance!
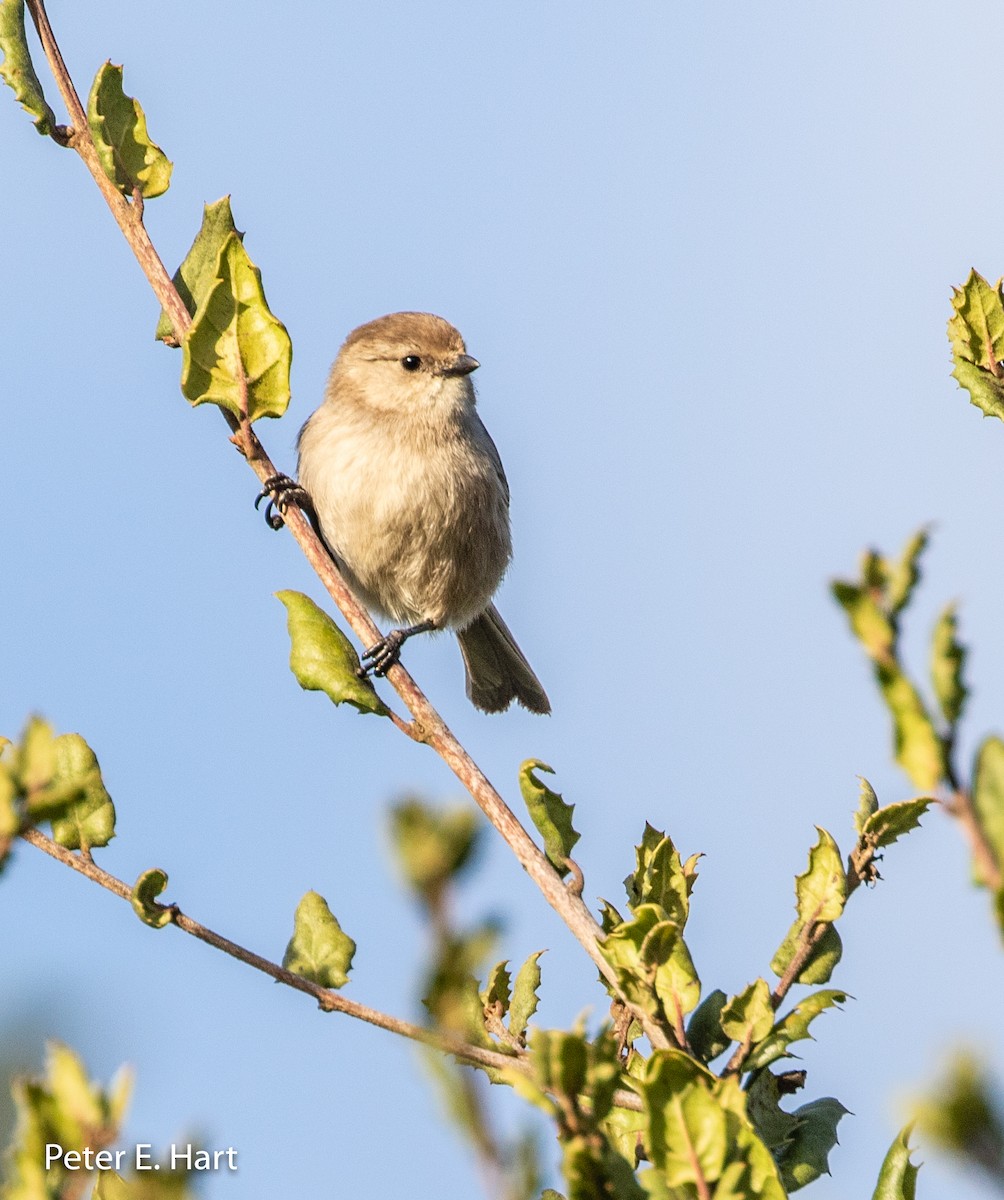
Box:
[745,989,847,1072]
[862,798,932,849]
[180,232,291,421]
[871,1124,919,1200]
[644,919,701,1022]
[389,798,479,900]
[16,713,55,794]
[480,960,511,1012]
[931,603,967,728]
[972,736,1004,888]
[777,1097,849,1191]
[48,734,115,850]
[282,890,355,989]
[745,1068,801,1152]
[949,271,1004,418]
[887,528,929,617]
[796,828,846,924]
[687,989,730,1064]
[509,950,544,1040]
[877,663,946,791]
[130,867,172,929]
[625,823,691,924]
[854,777,879,835]
[0,0,57,135]
[277,590,388,716]
[155,197,243,344]
[831,581,896,662]
[87,62,171,197]
[720,979,773,1047]
[518,760,579,877]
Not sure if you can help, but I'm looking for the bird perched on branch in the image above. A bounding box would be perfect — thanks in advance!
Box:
[259,312,550,715]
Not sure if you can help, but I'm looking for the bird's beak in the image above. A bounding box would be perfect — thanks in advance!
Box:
[442,354,480,377]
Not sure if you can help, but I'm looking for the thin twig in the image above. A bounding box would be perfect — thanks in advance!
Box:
[20,827,521,1077]
[20,0,653,1039]
[946,788,1003,892]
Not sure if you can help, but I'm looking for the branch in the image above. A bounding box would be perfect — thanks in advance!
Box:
[19,0,644,1033]
[20,827,520,1077]
[946,788,1003,893]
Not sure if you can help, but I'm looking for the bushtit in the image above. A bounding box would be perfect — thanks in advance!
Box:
[260,312,550,715]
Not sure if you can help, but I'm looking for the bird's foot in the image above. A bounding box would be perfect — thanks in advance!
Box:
[255,474,313,530]
[357,620,436,678]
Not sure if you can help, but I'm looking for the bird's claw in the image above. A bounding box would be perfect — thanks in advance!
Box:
[357,630,407,678]
[255,473,311,530]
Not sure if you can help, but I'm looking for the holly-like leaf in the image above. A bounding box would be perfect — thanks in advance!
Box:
[625,822,694,924]
[949,270,1004,420]
[518,760,579,877]
[854,777,879,835]
[180,232,291,421]
[720,979,774,1048]
[277,591,388,716]
[795,828,846,924]
[745,989,848,1072]
[509,950,544,1041]
[862,798,932,850]
[480,960,511,1012]
[642,1051,728,1189]
[87,62,172,197]
[876,664,946,792]
[871,1124,919,1200]
[131,868,172,929]
[831,581,896,662]
[155,197,242,344]
[887,528,929,618]
[282,890,355,989]
[971,736,1004,889]
[48,734,115,850]
[776,1097,849,1191]
[0,0,57,135]
[931,603,967,728]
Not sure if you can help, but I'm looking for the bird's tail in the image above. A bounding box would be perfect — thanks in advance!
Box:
[456,604,550,715]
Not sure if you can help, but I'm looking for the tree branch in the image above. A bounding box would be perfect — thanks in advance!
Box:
[19,0,649,1036]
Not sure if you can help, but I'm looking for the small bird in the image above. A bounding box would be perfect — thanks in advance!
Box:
[260,312,550,715]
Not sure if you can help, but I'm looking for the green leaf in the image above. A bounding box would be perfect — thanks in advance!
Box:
[0,0,57,135]
[686,989,730,1064]
[180,232,292,421]
[745,1069,801,1153]
[795,828,846,924]
[854,777,879,835]
[282,890,355,989]
[48,734,116,850]
[776,1097,849,1191]
[831,581,896,662]
[642,1051,727,1189]
[155,196,242,344]
[745,989,848,1072]
[277,590,388,716]
[130,868,173,929]
[389,799,479,901]
[949,270,1004,419]
[915,1050,1004,1167]
[771,920,842,986]
[518,760,579,877]
[887,528,928,618]
[862,798,932,849]
[602,905,700,1023]
[624,823,695,924]
[86,62,172,197]
[931,603,968,728]
[16,713,55,795]
[972,736,1004,888]
[509,950,544,1041]
[876,663,946,791]
[480,960,511,1012]
[871,1124,919,1200]
[720,979,774,1047]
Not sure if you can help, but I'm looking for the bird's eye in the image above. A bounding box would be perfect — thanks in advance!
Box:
[401,355,422,371]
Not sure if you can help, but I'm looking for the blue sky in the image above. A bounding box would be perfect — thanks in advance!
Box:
[3,2,1004,1198]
